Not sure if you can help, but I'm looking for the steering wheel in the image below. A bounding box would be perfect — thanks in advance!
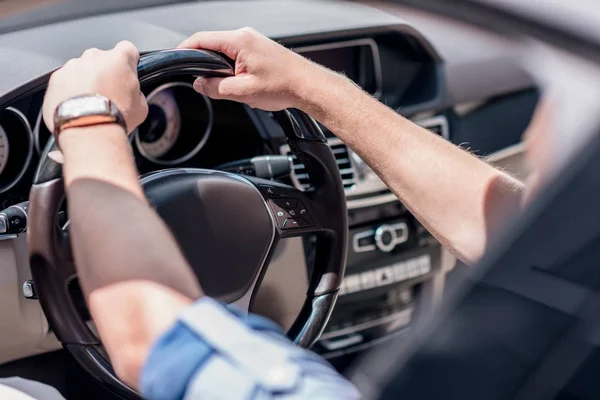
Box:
[27,49,348,399]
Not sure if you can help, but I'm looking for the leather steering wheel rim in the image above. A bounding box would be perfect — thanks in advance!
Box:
[27,49,348,399]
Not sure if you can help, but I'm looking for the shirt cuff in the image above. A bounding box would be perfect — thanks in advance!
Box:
[139,297,290,400]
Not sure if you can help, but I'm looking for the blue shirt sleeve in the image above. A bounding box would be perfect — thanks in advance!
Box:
[140,297,359,400]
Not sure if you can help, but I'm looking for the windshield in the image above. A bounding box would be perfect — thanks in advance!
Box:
[0,0,198,34]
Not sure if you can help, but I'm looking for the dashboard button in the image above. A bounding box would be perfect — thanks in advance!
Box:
[353,229,376,253]
[273,198,298,209]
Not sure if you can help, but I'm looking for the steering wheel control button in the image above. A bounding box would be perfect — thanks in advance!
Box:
[296,201,313,225]
[0,214,6,234]
[273,198,298,209]
[282,218,311,230]
[274,210,288,228]
[259,184,286,197]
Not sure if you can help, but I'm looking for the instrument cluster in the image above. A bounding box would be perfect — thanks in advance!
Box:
[34,81,214,169]
[0,78,261,206]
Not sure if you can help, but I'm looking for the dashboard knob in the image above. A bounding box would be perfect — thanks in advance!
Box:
[374,225,398,253]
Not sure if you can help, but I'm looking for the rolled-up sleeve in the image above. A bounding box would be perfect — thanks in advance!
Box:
[140,297,359,400]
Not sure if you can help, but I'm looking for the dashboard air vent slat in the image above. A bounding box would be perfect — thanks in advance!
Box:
[286,138,357,192]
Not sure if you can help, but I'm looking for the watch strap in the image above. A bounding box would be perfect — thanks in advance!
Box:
[53,94,127,138]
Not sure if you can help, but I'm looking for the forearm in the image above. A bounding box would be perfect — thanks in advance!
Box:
[60,125,202,297]
[59,125,202,385]
[298,70,525,264]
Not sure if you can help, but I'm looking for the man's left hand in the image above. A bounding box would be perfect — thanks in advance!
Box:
[42,41,148,134]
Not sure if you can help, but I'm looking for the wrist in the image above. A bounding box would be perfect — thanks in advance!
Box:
[58,123,128,156]
[60,124,144,199]
[294,65,359,120]
[287,57,329,111]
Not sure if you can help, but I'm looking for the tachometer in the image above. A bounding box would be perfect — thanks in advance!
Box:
[137,88,181,159]
[135,82,213,165]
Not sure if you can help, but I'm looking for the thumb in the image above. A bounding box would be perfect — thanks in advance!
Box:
[193,76,246,101]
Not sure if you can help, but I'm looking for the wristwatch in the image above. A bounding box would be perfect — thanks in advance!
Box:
[53,94,127,138]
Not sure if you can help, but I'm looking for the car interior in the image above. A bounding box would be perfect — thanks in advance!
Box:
[0,0,543,398]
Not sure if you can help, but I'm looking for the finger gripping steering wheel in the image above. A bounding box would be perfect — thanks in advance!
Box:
[27,49,348,399]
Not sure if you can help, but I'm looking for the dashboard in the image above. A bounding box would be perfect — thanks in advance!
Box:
[0,0,539,374]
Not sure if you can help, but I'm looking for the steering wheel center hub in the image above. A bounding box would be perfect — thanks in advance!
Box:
[142,169,275,303]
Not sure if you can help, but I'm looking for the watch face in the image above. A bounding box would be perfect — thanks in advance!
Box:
[58,95,110,119]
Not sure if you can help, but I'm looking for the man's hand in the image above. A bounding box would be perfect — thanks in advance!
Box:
[43,41,148,133]
[178,28,331,111]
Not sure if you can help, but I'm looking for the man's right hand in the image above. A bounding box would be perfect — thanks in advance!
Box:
[178,28,333,111]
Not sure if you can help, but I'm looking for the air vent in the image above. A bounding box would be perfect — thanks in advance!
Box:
[288,153,311,191]
[281,138,357,192]
[415,115,449,139]
[329,138,357,190]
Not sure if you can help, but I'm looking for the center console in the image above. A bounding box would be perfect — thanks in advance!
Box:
[281,115,448,363]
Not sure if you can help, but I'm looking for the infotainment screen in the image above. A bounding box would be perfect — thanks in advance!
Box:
[299,42,379,96]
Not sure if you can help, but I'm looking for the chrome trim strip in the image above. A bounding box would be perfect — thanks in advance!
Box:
[0,107,34,194]
[352,229,376,253]
[140,168,277,313]
[320,334,364,351]
[322,326,411,359]
[415,115,450,140]
[346,192,399,209]
[391,222,409,245]
[319,308,412,340]
[294,38,383,99]
[0,234,18,241]
[134,82,214,166]
[486,142,526,163]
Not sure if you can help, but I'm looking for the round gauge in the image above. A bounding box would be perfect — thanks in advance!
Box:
[135,82,213,165]
[0,127,8,176]
[137,88,181,159]
[0,107,34,194]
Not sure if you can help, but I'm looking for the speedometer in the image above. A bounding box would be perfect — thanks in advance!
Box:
[135,82,213,165]
[0,127,8,176]
[138,88,181,159]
